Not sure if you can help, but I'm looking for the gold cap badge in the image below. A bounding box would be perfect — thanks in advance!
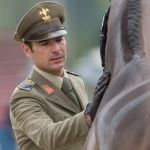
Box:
[39,7,51,22]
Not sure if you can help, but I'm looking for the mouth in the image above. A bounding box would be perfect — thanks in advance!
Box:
[50,56,63,63]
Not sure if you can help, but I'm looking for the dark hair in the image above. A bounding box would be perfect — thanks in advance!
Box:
[24,41,33,52]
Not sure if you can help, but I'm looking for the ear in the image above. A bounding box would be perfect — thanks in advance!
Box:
[21,43,32,59]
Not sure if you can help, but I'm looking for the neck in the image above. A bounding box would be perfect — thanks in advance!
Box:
[34,66,65,77]
[51,68,65,77]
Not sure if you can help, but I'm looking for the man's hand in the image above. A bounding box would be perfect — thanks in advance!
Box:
[84,71,111,123]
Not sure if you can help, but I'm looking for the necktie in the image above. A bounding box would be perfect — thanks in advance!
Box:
[61,77,79,107]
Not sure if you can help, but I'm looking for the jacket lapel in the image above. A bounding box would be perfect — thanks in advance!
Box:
[68,74,89,110]
[28,68,80,113]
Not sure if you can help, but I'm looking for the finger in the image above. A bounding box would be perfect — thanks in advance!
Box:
[104,70,111,76]
[95,78,110,94]
[94,71,111,95]
[98,72,111,82]
[96,73,111,89]
[94,86,107,101]
[95,77,109,91]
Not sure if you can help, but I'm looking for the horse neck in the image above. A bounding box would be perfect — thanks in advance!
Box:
[141,0,150,58]
[104,0,128,75]
[105,0,150,78]
[100,0,150,108]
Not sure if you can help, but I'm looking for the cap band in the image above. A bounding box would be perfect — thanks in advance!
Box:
[23,18,66,41]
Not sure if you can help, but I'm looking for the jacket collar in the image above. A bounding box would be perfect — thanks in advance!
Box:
[28,68,82,113]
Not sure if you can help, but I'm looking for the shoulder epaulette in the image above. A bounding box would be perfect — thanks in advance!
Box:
[18,79,35,91]
[66,70,80,76]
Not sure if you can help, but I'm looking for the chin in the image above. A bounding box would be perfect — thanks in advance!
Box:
[54,63,64,69]
[50,64,64,72]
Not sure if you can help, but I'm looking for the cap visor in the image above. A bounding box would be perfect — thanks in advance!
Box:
[28,30,67,41]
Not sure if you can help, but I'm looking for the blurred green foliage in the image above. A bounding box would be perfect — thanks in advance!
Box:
[65,0,109,64]
[0,0,109,65]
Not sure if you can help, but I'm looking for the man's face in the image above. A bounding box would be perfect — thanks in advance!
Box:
[22,36,67,76]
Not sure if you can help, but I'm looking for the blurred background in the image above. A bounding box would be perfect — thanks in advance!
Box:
[0,0,109,149]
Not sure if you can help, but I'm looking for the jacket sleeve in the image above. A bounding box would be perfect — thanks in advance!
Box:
[10,91,89,150]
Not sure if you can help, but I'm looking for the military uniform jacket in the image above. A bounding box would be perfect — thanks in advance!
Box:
[9,68,89,150]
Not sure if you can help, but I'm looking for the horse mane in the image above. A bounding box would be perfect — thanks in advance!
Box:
[121,0,144,62]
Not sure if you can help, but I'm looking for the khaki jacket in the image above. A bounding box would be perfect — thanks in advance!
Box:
[10,68,89,150]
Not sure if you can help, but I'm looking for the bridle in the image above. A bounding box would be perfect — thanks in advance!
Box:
[100,5,111,68]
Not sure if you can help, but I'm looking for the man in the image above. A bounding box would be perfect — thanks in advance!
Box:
[9,1,110,150]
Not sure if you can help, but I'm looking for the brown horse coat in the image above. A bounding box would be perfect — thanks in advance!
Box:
[84,0,150,149]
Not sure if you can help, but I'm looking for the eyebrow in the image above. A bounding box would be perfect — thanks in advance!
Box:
[38,40,49,43]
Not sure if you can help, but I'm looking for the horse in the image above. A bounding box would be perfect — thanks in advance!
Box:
[84,0,150,149]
